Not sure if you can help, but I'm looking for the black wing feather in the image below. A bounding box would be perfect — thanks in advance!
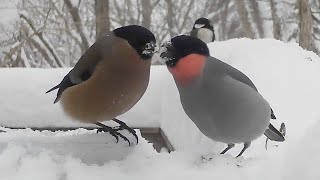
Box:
[264,123,285,142]
[46,74,76,104]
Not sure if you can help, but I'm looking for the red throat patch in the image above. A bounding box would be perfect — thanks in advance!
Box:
[168,54,206,85]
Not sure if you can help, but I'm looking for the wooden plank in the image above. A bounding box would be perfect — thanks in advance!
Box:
[0,126,175,153]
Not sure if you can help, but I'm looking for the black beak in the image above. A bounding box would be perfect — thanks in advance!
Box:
[159,41,176,67]
[142,41,157,59]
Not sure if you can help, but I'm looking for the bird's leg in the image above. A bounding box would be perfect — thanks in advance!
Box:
[236,142,251,157]
[112,118,138,144]
[265,138,269,150]
[220,143,235,154]
[94,122,131,146]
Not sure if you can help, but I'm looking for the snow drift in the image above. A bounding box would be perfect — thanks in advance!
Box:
[0,38,320,180]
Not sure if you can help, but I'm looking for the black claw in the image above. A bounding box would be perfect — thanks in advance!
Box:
[96,126,119,143]
[116,132,131,146]
[95,122,130,145]
[111,131,120,143]
[111,132,120,143]
[271,108,276,119]
[112,118,139,144]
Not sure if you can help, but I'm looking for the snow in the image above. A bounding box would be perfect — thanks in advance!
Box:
[0,1,19,26]
[1,38,320,179]
[0,68,162,128]
[70,0,80,7]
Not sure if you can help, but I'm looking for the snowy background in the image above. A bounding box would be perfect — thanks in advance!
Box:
[1,39,320,180]
[1,0,320,67]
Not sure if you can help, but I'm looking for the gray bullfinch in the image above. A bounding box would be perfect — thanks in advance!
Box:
[159,35,284,157]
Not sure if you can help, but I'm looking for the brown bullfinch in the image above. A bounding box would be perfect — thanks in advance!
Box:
[46,25,156,145]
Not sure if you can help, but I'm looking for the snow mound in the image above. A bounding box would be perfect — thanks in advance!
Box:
[0,38,320,179]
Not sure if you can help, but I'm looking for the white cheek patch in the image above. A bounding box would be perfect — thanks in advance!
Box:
[194,24,205,29]
[197,28,213,43]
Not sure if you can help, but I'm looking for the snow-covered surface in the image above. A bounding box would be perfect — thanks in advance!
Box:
[0,67,163,128]
[1,38,320,179]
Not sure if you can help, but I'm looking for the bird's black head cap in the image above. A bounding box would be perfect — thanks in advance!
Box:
[160,35,210,67]
[114,25,156,60]
[193,17,213,31]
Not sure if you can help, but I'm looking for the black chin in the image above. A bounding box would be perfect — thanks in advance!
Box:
[165,59,177,67]
[141,53,154,60]
[160,52,177,67]
[140,42,156,60]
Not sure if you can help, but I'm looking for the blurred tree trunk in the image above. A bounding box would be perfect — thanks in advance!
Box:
[270,0,282,40]
[165,0,175,38]
[220,0,230,40]
[64,0,90,52]
[235,0,254,38]
[248,0,264,38]
[141,0,151,29]
[95,0,110,40]
[313,2,320,42]
[177,0,195,33]
[299,0,312,50]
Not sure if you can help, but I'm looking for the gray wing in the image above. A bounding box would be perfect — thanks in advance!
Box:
[70,33,115,83]
[205,56,276,119]
[205,56,258,91]
[46,33,115,103]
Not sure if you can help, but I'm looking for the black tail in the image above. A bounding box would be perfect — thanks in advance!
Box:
[264,123,285,142]
[271,108,276,119]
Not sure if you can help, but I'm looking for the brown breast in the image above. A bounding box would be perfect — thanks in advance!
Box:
[60,38,151,123]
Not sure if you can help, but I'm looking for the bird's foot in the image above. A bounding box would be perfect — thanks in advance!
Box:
[236,142,251,157]
[112,118,138,144]
[95,122,131,146]
[220,143,235,155]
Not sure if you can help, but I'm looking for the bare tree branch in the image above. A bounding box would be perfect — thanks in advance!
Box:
[141,0,151,29]
[248,0,264,38]
[177,0,195,33]
[270,0,282,40]
[20,12,65,67]
[164,0,175,38]
[64,0,90,52]
[235,0,254,38]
